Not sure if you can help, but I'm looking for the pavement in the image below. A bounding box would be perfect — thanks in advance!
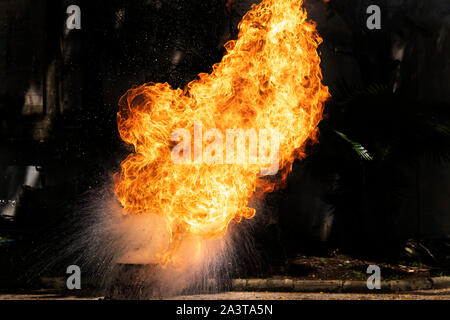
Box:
[1,276,449,300]
[0,289,449,300]
[169,289,450,300]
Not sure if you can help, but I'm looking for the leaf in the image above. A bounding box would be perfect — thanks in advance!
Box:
[334,130,373,161]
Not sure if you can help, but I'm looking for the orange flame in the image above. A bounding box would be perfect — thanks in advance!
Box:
[114,0,329,267]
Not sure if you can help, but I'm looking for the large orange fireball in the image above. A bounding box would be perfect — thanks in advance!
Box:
[114,0,329,266]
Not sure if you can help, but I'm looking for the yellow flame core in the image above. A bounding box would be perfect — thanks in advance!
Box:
[115,0,329,266]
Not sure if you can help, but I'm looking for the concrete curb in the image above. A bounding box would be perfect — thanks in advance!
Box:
[231,277,450,293]
[33,276,450,293]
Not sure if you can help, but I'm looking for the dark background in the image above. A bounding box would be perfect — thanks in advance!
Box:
[0,0,449,287]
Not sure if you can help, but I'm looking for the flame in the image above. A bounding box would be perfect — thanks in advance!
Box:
[114,0,329,267]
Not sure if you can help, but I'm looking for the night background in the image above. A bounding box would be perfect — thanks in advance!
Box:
[0,0,449,299]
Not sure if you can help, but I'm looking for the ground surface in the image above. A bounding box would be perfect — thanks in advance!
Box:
[0,289,449,300]
[270,254,444,280]
[169,289,450,300]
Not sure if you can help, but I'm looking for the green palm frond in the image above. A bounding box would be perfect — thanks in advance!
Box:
[334,130,373,161]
